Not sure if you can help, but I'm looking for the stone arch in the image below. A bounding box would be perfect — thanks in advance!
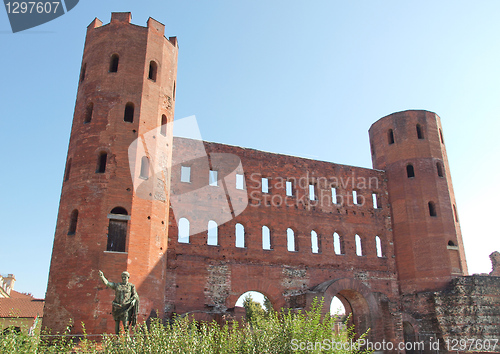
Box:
[227,277,285,312]
[401,313,420,344]
[311,278,380,340]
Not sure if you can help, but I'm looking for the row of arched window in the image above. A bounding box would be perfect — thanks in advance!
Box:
[177,218,385,258]
[67,207,129,253]
[82,101,135,124]
[64,152,151,181]
[406,161,445,179]
[387,125,445,145]
[80,54,160,83]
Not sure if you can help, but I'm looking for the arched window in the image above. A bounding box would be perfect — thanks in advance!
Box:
[372,193,380,209]
[178,218,190,244]
[355,234,363,256]
[436,162,444,177]
[331,187,337,204]
[208,220,218,246]
[84,102,93,124]
[148,61,158,81]
[416,124,424,139]
[109,54,119,72]
[64,158,72,182]
[406,164,415,178]
[107,207,128,252]
[388,129,395,145]
[262,225,271,250]
[235,223,245,248]
[124,102,134,123]
[448,240,456,246]
[160,114,167,136]
[287,228,296,252]
[96,152,107,173]
[333,232,343,255]
[428,201,437,217]
[110,207,127,215]
[375,236,383,257]
[311,230,319,254]
[79,63,86,83]
[68,209,78,235]
[140,156,150,179]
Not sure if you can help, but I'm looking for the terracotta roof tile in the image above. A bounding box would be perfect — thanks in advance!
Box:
[0,297,44,318]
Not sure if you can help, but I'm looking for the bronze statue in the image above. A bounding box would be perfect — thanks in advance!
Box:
[98,270,139,334]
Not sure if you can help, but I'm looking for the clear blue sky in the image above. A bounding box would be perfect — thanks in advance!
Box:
[1,1,499,298]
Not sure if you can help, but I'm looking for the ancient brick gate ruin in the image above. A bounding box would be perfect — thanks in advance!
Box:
[43,13,500,352]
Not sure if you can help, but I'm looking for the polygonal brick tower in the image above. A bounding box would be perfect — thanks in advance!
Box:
[369,110,467,295]
[43,13,178,334]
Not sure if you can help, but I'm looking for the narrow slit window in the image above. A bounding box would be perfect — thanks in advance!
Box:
[332,187,337,204]
[207,220,218,246]
[236,173,244,190]
[311,230,319,254]
[375,236,383,257]
[416,124,424,139]
[453,204,459,222]
[262,177,269,193]
[372,193,379,209]
[109,54,119,73]
[333,232,343,255]
[287,228,296,252]
[173,81,176,101]
[79,63,86,83]
[209,170,218,186]
[181,166,191,183]
[388,129,395,144]
[262,225,271,250]
[148,61,158,81]
[64,158,72,182]
[355,234,363,256]
[439,129,444,144]
[68,209,78,235]
[436,162,444,178]
[178,218,190,244]
[428,201,437,217]
[96,152,107,173]
[406,164,415,178]
[107,207,128,252]
[286,181,293,196]
[84,102,93,124]
[160,115,167,136]
[309,183,316,201]
[140,156,150,179]
[124,102,134,123]
[235,223,245,248]
[352,190,358,205]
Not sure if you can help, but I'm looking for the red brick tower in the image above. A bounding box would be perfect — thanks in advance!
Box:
[43,13,178,334]
[369,110,467,294]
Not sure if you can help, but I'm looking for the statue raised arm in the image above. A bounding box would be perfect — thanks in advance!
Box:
[98,270,139,334]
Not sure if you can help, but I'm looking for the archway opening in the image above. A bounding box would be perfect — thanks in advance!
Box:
[235,291,272,321]
[330,294,350,334]
[329,289,370,340]
[403,321,417,354]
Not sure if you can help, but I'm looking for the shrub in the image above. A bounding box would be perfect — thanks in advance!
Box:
[0,298,371,353]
